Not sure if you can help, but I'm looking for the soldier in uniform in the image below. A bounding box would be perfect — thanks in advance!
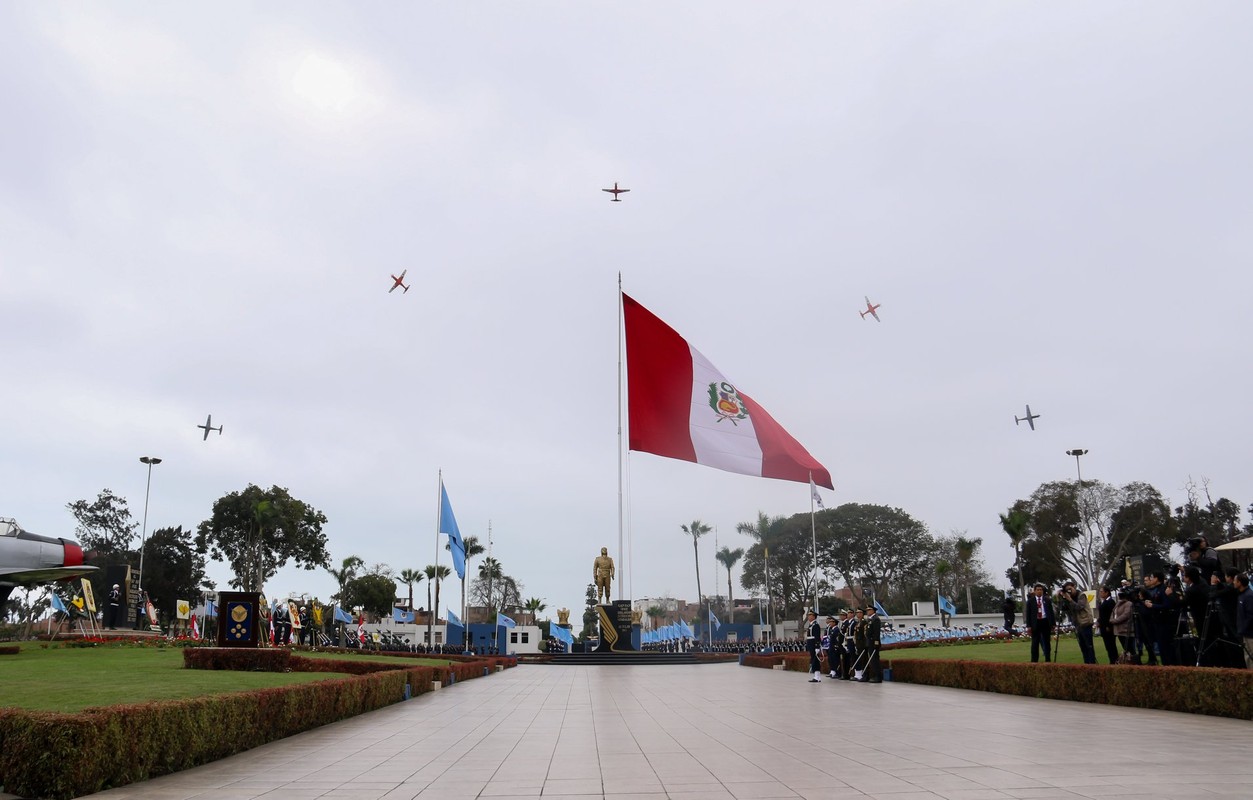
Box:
[824,614,841,679]
[299,606,313,645]
[106,584,122,629]
[859,605,883,683]
[839,610,855,679]
[804,610,823,682]
[851,608,867,680]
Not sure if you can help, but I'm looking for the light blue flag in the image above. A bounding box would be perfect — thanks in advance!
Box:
[334,606,354,625]
[709,609,721,633]
[874,600,890,619]
[552,625,572,645]
[939,596,957,616]
[679,619,694,638]
[447,608,462,628]
[392,607,415,623]
[496,612,516,629]
[440,482,466,580]
[205,600,217,617]
[51,592,68,614]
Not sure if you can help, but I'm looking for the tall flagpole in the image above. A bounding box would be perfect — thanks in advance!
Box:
[617,273,624,602]
[431,470,441,651]
[809,471,819,615]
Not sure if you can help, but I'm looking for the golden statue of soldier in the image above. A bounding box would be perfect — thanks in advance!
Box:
[593,546,615,605]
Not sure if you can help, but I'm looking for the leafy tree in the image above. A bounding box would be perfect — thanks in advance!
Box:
[816,503,933,609]
[715,546,744,620]
[646,604,666,628]
[140,526,209,624]
[1173,478,1243,547]
[397,568,424,610]
[326,555,364,604]
[67,489,138,558]
[948,533,985,613]
[342,569,398,617]
[680,520,710,626]
[195,484,330,592]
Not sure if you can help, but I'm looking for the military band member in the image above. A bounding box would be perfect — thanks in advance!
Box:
[851,608,867,680]
[804,610,823,683]
[839,610,856,680]
[824,615,841,679]
[859,604,883,683]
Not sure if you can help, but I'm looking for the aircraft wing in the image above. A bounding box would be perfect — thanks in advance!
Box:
[0,564,98,586]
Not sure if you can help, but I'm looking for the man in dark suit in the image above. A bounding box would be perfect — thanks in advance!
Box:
[1026,583,1055,662]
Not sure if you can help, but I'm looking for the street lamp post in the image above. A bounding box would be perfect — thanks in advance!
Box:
[1066,449,1088,485]
[137,456,162,593]
[1065,449,1090,584]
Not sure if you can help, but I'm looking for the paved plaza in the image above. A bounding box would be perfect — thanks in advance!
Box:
[85,662,1252,800]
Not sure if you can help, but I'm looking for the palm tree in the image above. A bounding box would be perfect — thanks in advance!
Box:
[737,512,784,635]
[646,604,666,629]
[1000,508,1032,603]
[447,534,486,629]
[680,520,711,639]
[326,555,363,603]
[715,546,744,621]
[478,557,503,618]
[424,564,451,621]
[523,597,546,626]
[397,568,424,612]
[953,536,982,614]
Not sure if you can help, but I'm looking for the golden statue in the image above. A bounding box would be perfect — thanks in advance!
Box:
[593,546,615,604]
[631,609,642,625]
[557,608,570,625]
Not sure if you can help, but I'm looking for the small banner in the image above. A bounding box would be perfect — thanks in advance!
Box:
[176,599,190,620]
[81,579,97,613]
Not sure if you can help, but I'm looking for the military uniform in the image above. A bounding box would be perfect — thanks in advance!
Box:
[804,612,823,682]
[824,615,841,679]
[859,606,883,683]
[851,610,867,679]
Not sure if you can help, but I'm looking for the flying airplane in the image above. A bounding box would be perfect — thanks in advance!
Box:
[1015,405,1040,431]
[602,182,630,201]
[389,269,410,294]
[860,296,881,321]
[198,414,223,441]
[0,517,97,608]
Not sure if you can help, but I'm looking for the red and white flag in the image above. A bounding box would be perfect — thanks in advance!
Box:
[623,293,832,488]
[357,615,366,644]
[190,614,200,640]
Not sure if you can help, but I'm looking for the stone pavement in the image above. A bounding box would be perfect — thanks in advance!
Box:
[90,663,1253,800]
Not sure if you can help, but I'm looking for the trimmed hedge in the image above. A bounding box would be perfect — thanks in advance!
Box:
[0,651,510,799]
[888,659,1253,720]
[739,651,1253,720]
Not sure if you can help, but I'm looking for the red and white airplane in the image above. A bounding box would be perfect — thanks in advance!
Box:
[389,270,410,294]
[860,296,882,322]
[0,517,96,608]
[602,182,630,201]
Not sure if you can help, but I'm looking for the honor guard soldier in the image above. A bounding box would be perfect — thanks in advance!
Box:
[859,605,883,683]
[804,610,823,682]
[839,610,855,679]
[824,615,841,679]
[851,608,867,680]
[106,584,122,629]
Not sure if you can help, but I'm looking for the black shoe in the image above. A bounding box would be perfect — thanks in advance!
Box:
[808,678,820,683]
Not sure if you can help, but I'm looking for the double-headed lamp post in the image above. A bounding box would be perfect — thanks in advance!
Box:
[1066,449,1088,484]
[137,456,162,592]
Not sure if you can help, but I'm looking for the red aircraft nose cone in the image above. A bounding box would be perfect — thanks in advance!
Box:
[63,541,84,567]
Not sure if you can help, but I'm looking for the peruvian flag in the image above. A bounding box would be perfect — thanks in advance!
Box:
[190,614,200,640]
[624,293,832,488]
[357,615,366,644]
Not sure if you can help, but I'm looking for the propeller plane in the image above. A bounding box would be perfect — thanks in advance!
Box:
[0,517,97,608]
[860,296,881,321]
[1015,405,1040,431]
[198,414,223,441]
[389,270,410,294]
[602,182,630,201]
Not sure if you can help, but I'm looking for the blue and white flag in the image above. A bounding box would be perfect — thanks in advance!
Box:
[392,607,415,624]
[551,625,573,645]
[440,482,466,580]
[874,600,890,619]
[51,592,68,615]
[447,608,462,628]
[709,609,721,633]
[939,596,957,616]
[333,606,355,625]
[679,619,694,638]
[496,613,516,629]
[205,600,217,618]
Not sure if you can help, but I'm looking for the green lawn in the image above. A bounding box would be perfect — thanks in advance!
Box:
[884,634,1096,665]
[0,644,352,713]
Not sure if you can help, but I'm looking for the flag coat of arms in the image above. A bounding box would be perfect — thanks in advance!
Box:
[623,293,832,489]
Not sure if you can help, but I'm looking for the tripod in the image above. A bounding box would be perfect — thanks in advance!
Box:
[1195,596,1252,668]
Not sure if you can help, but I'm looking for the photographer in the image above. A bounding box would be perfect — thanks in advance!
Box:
[1184,536,1222,584]
[1236,573,1253,669]
[1110,587,1137,662]
[1057,581,1097,664]
[1142,572,1180,665]
[1212,568,1246,668]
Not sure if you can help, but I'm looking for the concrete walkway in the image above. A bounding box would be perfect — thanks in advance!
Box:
[91,663,1252,800]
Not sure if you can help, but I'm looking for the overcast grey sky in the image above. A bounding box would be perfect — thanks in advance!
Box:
[3,3,1251,621]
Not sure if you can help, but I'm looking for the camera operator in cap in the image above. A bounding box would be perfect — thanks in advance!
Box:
[1056,580,1096,664]
[1184,536,1222,584]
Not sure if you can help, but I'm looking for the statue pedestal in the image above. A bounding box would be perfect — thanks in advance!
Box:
[595,601,636,653]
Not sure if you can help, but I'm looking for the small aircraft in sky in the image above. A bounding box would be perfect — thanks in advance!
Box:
[602,182,630,201]
[0,517,97,608]
[860,296,882,322]
[198,414,223,441]
[1015,405,1040,431]
[389,270,410,294]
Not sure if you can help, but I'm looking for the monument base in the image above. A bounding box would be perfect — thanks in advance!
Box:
[594,601,636,653]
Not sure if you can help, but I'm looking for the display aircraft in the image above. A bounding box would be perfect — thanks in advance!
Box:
[389,270,410,294]
[0,517,97,608]
[198,414,223,440]
[1015,405,1040,430]
[860,296,881,321]
[602,182,630,201]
